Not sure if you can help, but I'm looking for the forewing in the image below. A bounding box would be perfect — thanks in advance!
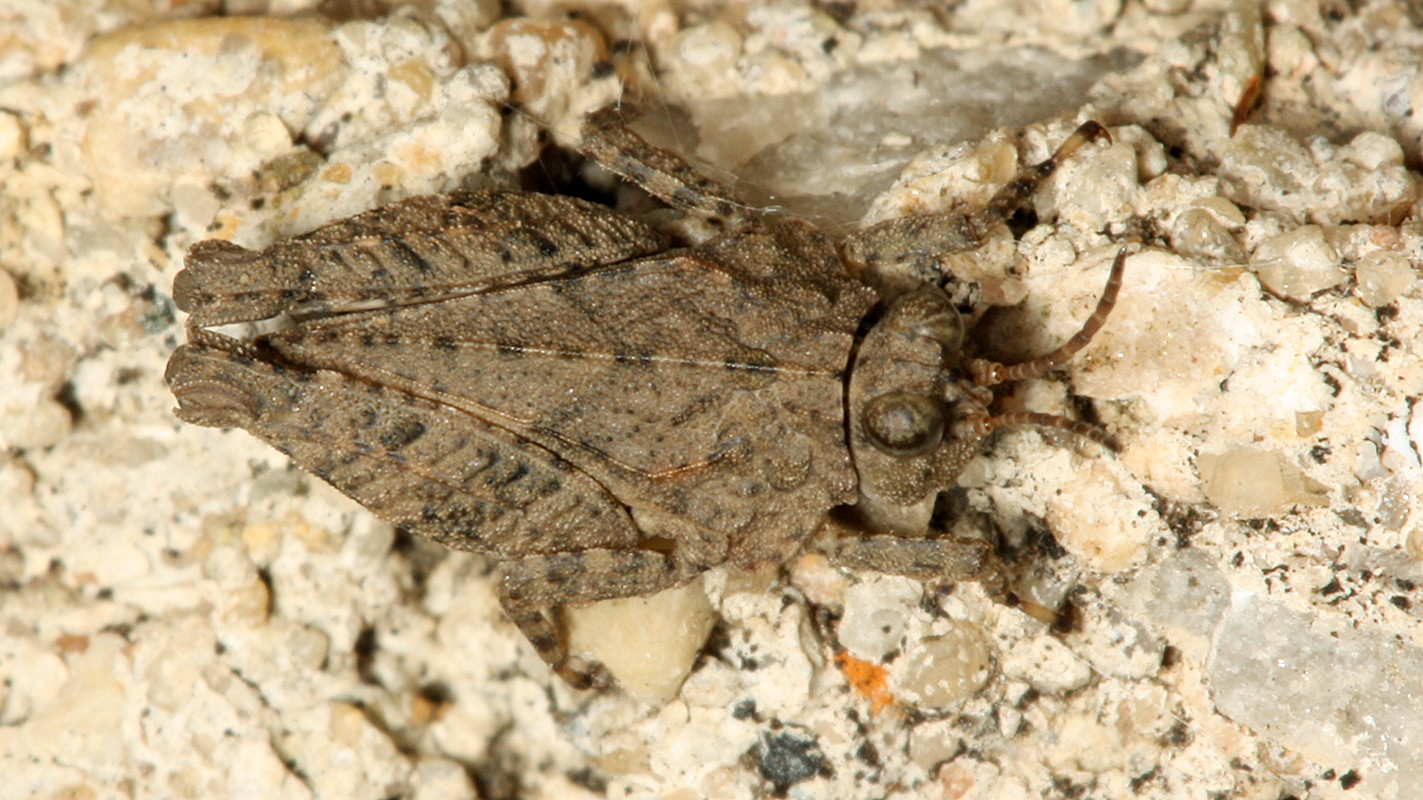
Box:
[264,250,863,480]
[165,338,639,556]
[174,190,672,326]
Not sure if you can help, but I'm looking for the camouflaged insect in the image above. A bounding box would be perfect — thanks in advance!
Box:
[166,106,1124,688]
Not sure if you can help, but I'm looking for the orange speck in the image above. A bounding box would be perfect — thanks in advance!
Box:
[55,634,90,655]
[834,651,894,714]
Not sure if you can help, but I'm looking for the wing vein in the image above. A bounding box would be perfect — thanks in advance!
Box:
[412,339,835,375]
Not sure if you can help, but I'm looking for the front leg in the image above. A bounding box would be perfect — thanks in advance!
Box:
[823,524,1072,625]
[843,121,1109,291]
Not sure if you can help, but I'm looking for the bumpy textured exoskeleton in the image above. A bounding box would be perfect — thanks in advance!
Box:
[166,106,1121,688]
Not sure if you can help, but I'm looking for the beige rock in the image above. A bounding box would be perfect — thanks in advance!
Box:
[892,621,994,710]
[566,577,717,705]
[1250,225,1345,301]
[77,17,345,218]
[1198,447,1329,517]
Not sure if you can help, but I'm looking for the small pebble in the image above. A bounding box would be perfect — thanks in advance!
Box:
[1198,447,1329,516]
[837,576,921,662]
[0,398,71,451]
[565,577,716,705]
[893,621,994,710]
[1354,251,1413,307]
[1171,206,1245,264]
[1250,225,1345,300]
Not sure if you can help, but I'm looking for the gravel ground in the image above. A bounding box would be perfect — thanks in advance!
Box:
[3,2,1422,799]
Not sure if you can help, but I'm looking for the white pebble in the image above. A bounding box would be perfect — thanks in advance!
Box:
[1191,195,1247,226]
[0,398,71,450]
[1171,207,1245,263]
[837,575,922,662]
[412,757,478,800]
[1354,251,1414,307]
[1197,447,1329,516]
[1342,130,1405,171]
[1001,634,1093,694]
[241,111,293,161]
[1142,0,1191,13]
[1250,225,1345,300]
[565,577,717,705]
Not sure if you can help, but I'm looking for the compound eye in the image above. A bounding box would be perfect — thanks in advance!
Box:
[861,391,945,457]
[889,287,965,354]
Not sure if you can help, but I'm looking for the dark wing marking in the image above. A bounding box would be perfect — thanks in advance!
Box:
[174,190,671,326]
[165,340,639,557]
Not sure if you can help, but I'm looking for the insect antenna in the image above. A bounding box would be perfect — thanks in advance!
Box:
[968,245,1128,386]
[977,411,1119,451]
[971,120,1112,233]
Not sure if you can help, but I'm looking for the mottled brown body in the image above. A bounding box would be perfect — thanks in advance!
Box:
[166,107,1121,688]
